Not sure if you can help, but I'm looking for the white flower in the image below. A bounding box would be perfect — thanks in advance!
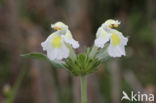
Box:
[94,19,128,57]
[41,22,79,60]
[51,21,79,48]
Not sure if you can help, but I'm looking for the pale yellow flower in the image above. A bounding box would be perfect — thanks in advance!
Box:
[95,19,128,57]
[41,22,79,60]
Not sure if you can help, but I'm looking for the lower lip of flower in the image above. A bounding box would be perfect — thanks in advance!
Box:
[112,33,120,46]
[51,36,62,48]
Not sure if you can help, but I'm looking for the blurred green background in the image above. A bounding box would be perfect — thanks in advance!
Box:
[0,0,156,103]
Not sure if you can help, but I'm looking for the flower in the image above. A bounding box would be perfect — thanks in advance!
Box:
[94,19,128,57]
[41,22,79,60]
[51,22,79,49]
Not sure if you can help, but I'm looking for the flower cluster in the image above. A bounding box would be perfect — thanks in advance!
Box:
[41,19,128,75]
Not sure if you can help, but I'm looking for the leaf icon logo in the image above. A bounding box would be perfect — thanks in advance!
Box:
[121,91,131,101]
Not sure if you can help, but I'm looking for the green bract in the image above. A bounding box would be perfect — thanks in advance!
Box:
[64,49,101,76]
[95,43,110,62]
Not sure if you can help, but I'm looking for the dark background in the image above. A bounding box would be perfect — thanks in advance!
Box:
[0,0,156,103]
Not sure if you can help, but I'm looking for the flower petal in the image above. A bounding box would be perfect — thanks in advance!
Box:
[107,30,128,57]
[94,27,111,48]
[41,33,55,50]
[41,32,70,60]
[107,44,125,57]
[63,30,79,48]
[46,42,69,60]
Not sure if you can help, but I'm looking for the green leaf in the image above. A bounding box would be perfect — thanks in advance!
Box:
[21,52,65,69]
[21,52,47,60]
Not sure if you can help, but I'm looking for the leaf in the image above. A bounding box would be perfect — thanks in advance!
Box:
[21,52,65,69]
[21,52,47,60]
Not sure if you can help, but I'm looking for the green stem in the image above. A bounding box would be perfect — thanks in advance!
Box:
[5,69,26,103]
[81,75,87,103]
